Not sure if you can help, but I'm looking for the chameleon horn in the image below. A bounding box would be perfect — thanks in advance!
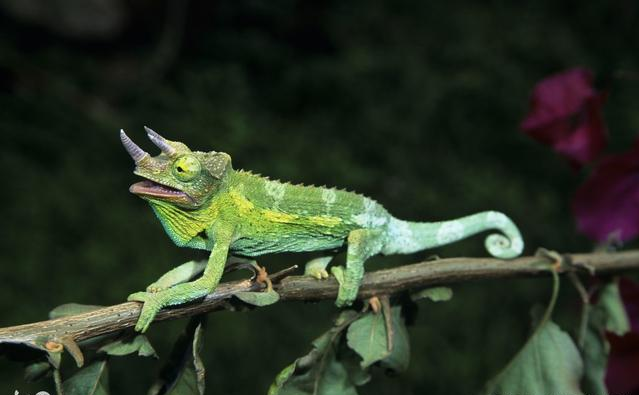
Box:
[120,129,149,163]
[145,126,177,156]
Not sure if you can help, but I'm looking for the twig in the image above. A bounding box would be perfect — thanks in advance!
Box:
[1,250,638,352]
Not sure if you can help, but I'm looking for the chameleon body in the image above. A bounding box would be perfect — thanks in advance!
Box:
[121,128,524,332]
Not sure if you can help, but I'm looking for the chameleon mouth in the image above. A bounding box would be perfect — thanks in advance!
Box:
[129,180,193,204]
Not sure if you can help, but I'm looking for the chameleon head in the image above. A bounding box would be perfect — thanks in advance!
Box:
[120,127,232,209]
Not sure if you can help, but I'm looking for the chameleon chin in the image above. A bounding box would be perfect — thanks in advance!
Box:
[120,127,524,332]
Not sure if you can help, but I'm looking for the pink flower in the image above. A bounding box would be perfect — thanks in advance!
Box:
[572,140,639,242]
[521,68,607,167]
[606,279,639,395]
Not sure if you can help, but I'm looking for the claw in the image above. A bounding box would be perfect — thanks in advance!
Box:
[146,283,167,293]
[128,291,163,333]
[304,256,333,280]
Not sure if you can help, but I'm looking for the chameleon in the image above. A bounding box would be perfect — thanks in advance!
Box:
[120,127,524,332]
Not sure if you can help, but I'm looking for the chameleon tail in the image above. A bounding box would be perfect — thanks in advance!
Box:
[382,211,523,258]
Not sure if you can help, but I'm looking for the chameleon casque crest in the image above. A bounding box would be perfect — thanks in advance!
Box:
[121,127,524,332]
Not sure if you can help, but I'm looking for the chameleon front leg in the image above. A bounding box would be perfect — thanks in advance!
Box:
[128,225,234,332]
[146,260,207,292]
[332,228,384,307]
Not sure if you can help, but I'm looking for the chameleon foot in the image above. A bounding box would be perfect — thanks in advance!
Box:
[331,266,357,307]
[304,256,333,280]
[128,291,164,333]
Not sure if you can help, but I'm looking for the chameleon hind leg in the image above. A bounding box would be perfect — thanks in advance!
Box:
[146,260,207,293]
[332,228,384,307]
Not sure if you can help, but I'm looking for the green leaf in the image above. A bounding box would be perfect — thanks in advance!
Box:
[347,311,387,368]
[346,306,409,371]
[49,303,104,319]
[581,280,631,395]
[235,289,280,306]
[269,311,365,395]
[269,363,297,395]
[380,307,410,372]
[410,287,453,302]
[148,317,206,395]
[481,321,584,395]
[481,270,584,395]
[98,334,157,358]
[598,281,630,335]
[62,359,110,395]
[269,333,358,395]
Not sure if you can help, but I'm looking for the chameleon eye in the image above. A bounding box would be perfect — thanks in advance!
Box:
[172,155,201,182]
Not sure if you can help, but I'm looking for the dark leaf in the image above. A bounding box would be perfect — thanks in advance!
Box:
[481,271,584,395]
[269,311,365,395]
[24,360,51,382]
[148,317,206,395]
[98,334,157,358]
[62,359,110,395]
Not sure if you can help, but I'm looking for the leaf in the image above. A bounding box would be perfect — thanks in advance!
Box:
[581,280,631,395]
[269,333,358,395]
[598,281,630,335]
[269,310,365,395]
[234,289,280,306]
[148,317,206,395]
[24,361,51,382]
[62,359,110,395]
[481,270,584,395]
[98,334,157,358]
[410,287,453,302]
[380,307,410,372]
[347,311,387,368]
[346,306,409,371]
[481,321,584,395]
[49,303,104,319]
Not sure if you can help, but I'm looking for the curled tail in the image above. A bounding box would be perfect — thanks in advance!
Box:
[382,211,523,258]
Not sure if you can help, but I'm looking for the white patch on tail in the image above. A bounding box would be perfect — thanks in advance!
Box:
[486,211,509,227]
[351,199,388,228]
[436,221,465,244]
[385,218,421,253]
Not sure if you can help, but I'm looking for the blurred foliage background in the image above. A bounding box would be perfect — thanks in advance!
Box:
[1,0,638,393]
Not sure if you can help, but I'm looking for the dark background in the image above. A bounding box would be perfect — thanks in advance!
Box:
[1,1,638,394]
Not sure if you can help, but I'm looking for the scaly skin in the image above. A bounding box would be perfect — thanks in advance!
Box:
[120,127,524,332]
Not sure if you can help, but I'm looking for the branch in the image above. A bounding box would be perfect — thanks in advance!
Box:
[1,250,638,353]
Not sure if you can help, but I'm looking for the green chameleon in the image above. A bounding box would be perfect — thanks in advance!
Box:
[121,127,524,332]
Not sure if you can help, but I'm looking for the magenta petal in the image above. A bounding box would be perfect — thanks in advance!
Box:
[521,68,607,167]
[572,141,639,242]
[606,333,639,395]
